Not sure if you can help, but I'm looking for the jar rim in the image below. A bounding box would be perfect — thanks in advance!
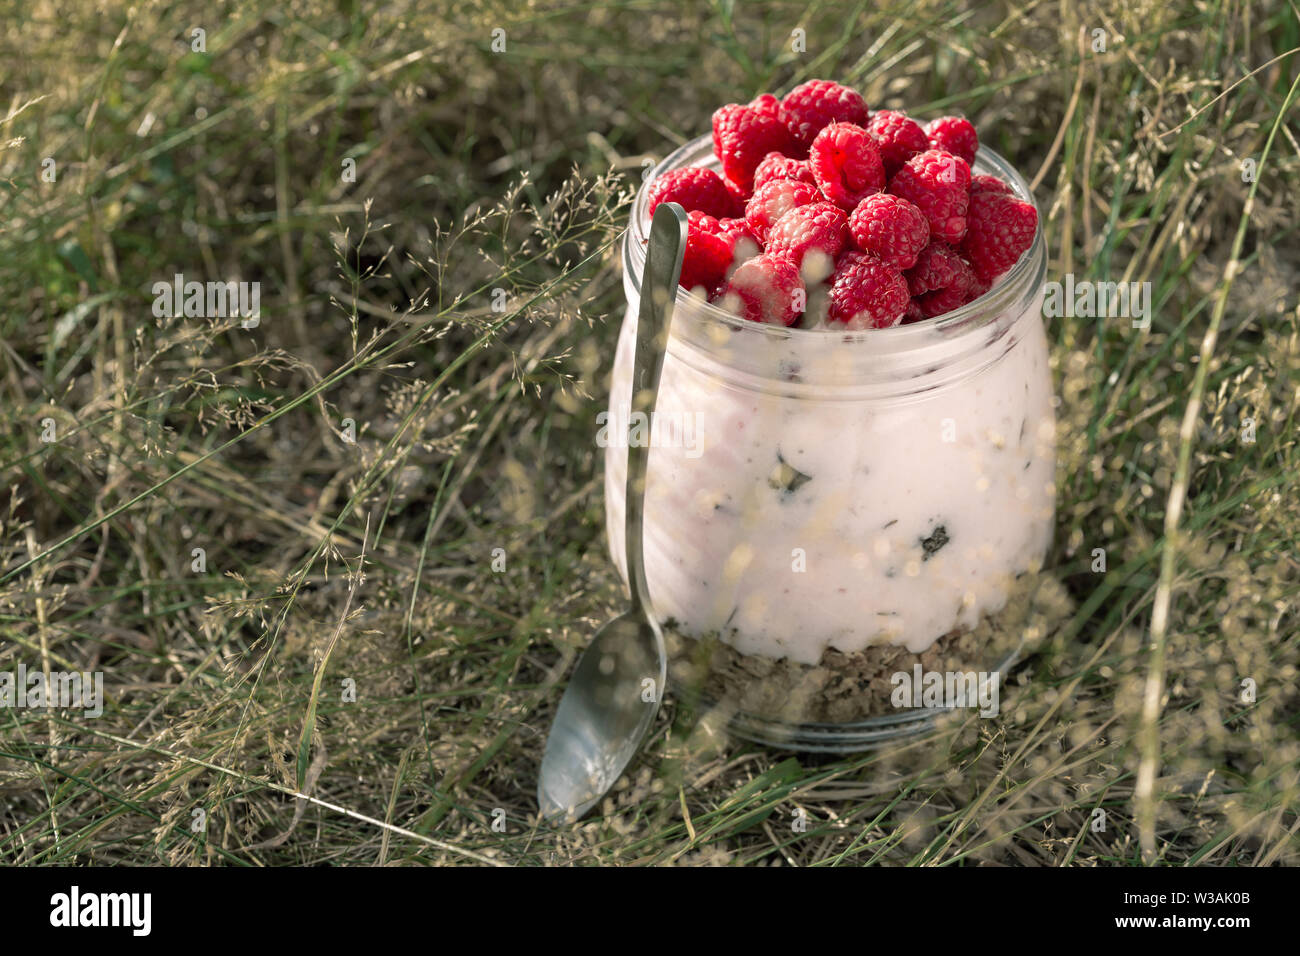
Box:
[623,131,1045,347]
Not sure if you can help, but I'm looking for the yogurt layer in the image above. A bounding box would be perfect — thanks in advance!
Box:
[605,290,1055,666]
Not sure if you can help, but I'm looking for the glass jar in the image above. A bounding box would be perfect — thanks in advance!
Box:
[605,133,1055,751]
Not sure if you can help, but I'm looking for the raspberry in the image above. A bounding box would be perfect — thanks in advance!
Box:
[765,201,849,283]
[925,116,978,165]
[780,80,868,150]
[809,122,886,209]
[909,247,991,319]
[678,215,734,292]
[865,110,929,177]
[712,102,794,191]
[888,148,971,244]
[916,264,979,318]
[848,193,930,272]
[744,178,821,243]
[688,210,759,267]
[749,93,783,119]
[834,247,872,275]
[902,299,926,324]
[716,217,761,263]
[971,173,1014,196]
[958,191,1038,283]
[688,209,720,231]
[826,254,910,330]
[647,166,738,219]
[904,241,965,296]
[716,253,805,326]
[752,152,818,191]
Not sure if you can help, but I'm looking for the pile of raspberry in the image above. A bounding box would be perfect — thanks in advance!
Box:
[644,79,1038,329]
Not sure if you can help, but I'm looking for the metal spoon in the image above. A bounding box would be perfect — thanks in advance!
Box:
[537,201,688,823]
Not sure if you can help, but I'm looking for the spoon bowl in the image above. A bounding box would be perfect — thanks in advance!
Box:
[537,610,665,822]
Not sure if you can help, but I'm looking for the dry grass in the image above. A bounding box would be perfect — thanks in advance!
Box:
[0,0,1297,865]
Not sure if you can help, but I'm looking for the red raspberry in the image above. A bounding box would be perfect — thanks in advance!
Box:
[688,210,759,266]
[715,253,805,326]
[780,80,868,150]
[910,247,993,319]
[752,152,818,190]
[834,247,872,275]
[902,299,926,324]
[765,201,849,283]
[925,116,978,165]
[678,215,734,292]
[749,93,783,119]
[826,254,909,329]
[848,193,929,272]
[647,166,738,219]
[888,148,971,244]
[712,102,795,191]
[744,178,821,242]
[865,110,929,176]
[971,173,1014,196]
[809,122,886,209]
[904,241,965,296]
[688,209,720,231]
[958,191,1038,283]
[916,265,979,318]
[716,217,761,263]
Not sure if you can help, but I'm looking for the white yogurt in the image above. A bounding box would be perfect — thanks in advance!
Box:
[605,285,1055,666]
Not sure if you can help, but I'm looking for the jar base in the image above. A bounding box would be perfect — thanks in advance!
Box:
[663,572,1073,752]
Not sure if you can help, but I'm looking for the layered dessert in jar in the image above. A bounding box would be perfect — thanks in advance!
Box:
[605,80,1056,734]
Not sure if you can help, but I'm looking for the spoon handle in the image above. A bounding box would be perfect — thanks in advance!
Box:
[625,202,688,617]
